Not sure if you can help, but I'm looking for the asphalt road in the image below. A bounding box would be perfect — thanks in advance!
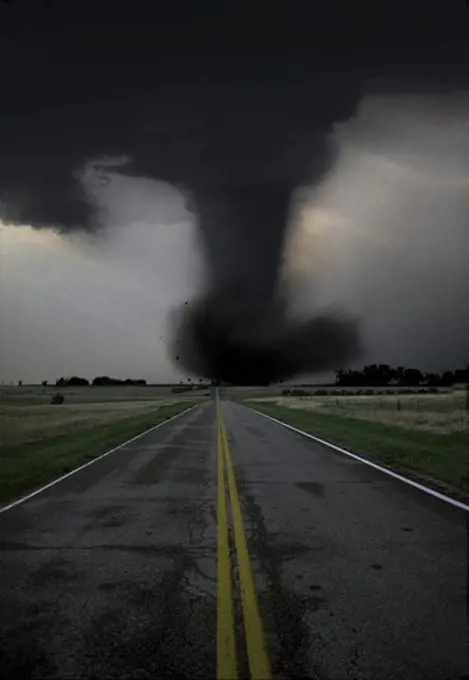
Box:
[0,399,467,679]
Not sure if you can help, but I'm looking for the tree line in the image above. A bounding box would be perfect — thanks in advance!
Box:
[54,376,147,387]
[335,365,469,387]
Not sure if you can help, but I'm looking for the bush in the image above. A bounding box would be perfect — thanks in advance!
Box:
[428,387,439,394]
[385,389,396,395]
[281,389,291,396]
[364,389,374,395]
[314,389,329,396]
[51,393,65,405]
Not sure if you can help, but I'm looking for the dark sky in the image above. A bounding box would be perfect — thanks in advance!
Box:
[0,1,468,382]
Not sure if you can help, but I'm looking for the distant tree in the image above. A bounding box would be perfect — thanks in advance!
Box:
[335,368,365,387]
[55,376,89,386]
[393,366,405,385]
[41,380,48,386]
[441,371,455,386]
[337,365,469,389]
[93,376,106,386]
[18,380,22,386]
[92,376,121,386]
[454,368,469,384]
[402,368,423,386]
[67,376,89,386]
[423,372,441,387]
[123,378,146,385]
[363,365,377,386]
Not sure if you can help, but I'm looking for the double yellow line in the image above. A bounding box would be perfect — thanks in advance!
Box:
[216,397,272,680]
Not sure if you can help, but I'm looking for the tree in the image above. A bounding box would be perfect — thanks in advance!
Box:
[56,376,89,386]
[402,368,423,386]
[362,364,391,386]
[93,376,146,386]
[335,368,365,387]
[454,368,469,384]
[67,376,89,386]
[42,380,48,386]
[423,372,440,387]
[393,366,405,385]
[441,371,455,386]
[92,376,116,386]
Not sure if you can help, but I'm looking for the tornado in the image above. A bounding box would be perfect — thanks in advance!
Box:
[170,137,361,384]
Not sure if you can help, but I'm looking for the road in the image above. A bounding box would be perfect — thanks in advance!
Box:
[0,399,467,679]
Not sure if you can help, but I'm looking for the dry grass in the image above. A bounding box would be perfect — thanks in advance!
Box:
[251,392,468,434]
[0,400,174,448]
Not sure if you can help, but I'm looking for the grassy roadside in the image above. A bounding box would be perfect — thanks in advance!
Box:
[246,402,469,500]
[0,401,196,503]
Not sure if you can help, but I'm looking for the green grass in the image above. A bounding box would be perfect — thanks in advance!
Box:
[1,405,87,419]
[0,401,195,503]
[247,402,469,498]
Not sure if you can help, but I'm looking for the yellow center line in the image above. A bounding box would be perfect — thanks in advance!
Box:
[217,408,237,680]
[219,402,272,680]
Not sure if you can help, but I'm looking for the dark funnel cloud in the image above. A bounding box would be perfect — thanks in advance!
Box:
[172,141,362,383]
[171,288,361,385]
[1,0,468,383]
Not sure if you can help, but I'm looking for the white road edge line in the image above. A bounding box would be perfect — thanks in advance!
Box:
[249,407,469,513]
[0,404,197,516]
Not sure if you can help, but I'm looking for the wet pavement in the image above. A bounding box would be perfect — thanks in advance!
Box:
[0,399,467,679]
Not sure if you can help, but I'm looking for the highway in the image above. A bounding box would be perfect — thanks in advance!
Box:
[0,399,467,679]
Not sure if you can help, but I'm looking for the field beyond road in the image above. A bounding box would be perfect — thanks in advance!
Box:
[245,391,469,501]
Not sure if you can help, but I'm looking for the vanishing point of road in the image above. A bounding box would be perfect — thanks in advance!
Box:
[0,399,467,679]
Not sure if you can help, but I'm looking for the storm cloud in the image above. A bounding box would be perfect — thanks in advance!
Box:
[1,0,468,382]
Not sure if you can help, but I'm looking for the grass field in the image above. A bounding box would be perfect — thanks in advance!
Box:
[0,400,191,449]
[250,391,468,434]
[0,383,209,406]
[245,390,469,500]
[0,386,202,503]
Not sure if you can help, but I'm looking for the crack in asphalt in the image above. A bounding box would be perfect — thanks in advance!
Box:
[233,469,320,680]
